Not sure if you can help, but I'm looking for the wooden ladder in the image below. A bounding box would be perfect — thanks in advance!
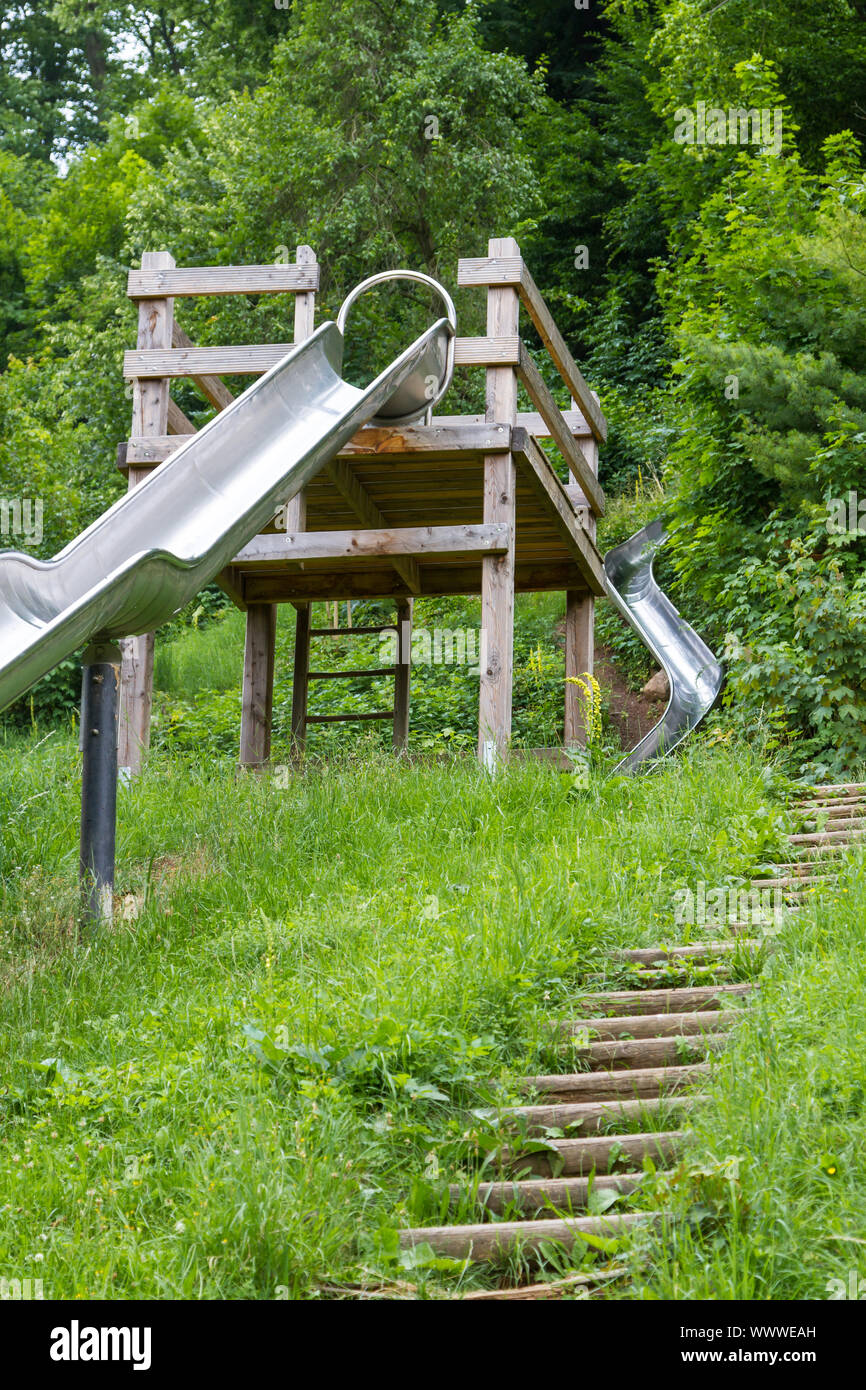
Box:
[290,598,413,756]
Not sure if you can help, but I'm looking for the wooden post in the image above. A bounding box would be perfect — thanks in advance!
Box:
[282,245,317,535]
[239,604,277,768]
[477,236,520,771]
[290,603,312,757]
[564,427,598,746]
[393,597,413,752]
[564,591,594,746]
[118,250,175,777]
[282,246,318,760]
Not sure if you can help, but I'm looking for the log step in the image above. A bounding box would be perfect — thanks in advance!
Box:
[800,811,866,822]
[797,781,866,796]
[789,829,866,846]
[459,1267,629,1300]
[450,1172,645,1217]
[561,1008,742,1041]
[398,1210,658,1261]
[495,1092,699,1135]
[570,1032,729,1069]
[502,1128,685,1177]
[577,982,752,1016]
[756,860,839,875]
[750,875,833,889]
[795,801,866,817]
[615,941,757,964]
[518,1062,710,1103]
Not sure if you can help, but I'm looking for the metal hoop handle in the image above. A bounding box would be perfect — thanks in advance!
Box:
[336,270,457,417]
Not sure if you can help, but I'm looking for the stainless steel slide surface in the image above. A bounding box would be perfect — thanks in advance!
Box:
[603,518,724,773]
[0,314,451,713]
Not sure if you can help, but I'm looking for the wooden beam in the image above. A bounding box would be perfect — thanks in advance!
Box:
[517,343,605,517]
[290,603,311,757]
[564,591,594,748]
[216,564,246,611]
[167,397,197,434]
[118,249,175,776]
[306,710,394,724]
[458,256,607,442]
[127,262,320,298]
[433,410,592,441]
[393,597,413,753]
[117,632,154,775]
[117,416,561,468]
[285,245,317,535]
[325,458,420,594]
[239,603,276,768]
[124,343,294,379]
[516,265,607,443]
[124,336,519,379]
[340,422,511,456]
[457,255,524,287]
[122,435,186,466]
[478,236,520,771]
[453,336,520,366]
[512,430,604,596]
[242,560,589,604]
[233,523,510,566]
[171,321,234,412]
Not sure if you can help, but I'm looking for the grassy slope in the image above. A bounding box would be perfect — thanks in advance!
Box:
[1,720,804,1299]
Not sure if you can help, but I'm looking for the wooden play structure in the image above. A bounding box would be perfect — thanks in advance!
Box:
[117,236,608,773]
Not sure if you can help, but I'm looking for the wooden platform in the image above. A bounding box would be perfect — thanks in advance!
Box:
[117,422,604,607]
[232,424,601,605]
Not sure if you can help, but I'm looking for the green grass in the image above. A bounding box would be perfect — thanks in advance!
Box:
[153,605,247,697]
[0,725,801,1299]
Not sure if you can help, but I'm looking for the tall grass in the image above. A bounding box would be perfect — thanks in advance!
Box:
[0,729,792,1297]
[153,606,247,696]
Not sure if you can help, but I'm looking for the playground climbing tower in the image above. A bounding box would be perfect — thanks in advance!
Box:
[117,236,608,773]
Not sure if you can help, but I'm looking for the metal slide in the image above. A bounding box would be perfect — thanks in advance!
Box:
[603,518,724,773]
[0,271,456,714]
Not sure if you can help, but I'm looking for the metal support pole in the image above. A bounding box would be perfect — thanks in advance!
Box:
[79,639,121,929]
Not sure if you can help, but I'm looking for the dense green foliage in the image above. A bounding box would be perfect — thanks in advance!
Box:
[1,0,865,756]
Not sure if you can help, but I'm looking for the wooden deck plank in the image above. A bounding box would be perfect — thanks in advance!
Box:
[127,263,319,298]
[233,523,510,566]
[123,336,520,379]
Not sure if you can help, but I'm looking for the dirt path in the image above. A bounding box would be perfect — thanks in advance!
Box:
[594,644,660,752]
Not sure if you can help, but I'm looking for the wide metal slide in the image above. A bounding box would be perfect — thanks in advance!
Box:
[0,272,456,713]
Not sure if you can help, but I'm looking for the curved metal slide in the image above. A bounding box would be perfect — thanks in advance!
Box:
[603,518,724,774]
[0,275,455,714]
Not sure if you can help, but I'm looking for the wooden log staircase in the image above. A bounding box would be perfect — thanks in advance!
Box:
[389,781,866,1299]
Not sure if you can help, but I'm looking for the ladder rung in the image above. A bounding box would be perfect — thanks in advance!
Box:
[305,710,395,724]
[308,668,396,680]
[308,626,395,637]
